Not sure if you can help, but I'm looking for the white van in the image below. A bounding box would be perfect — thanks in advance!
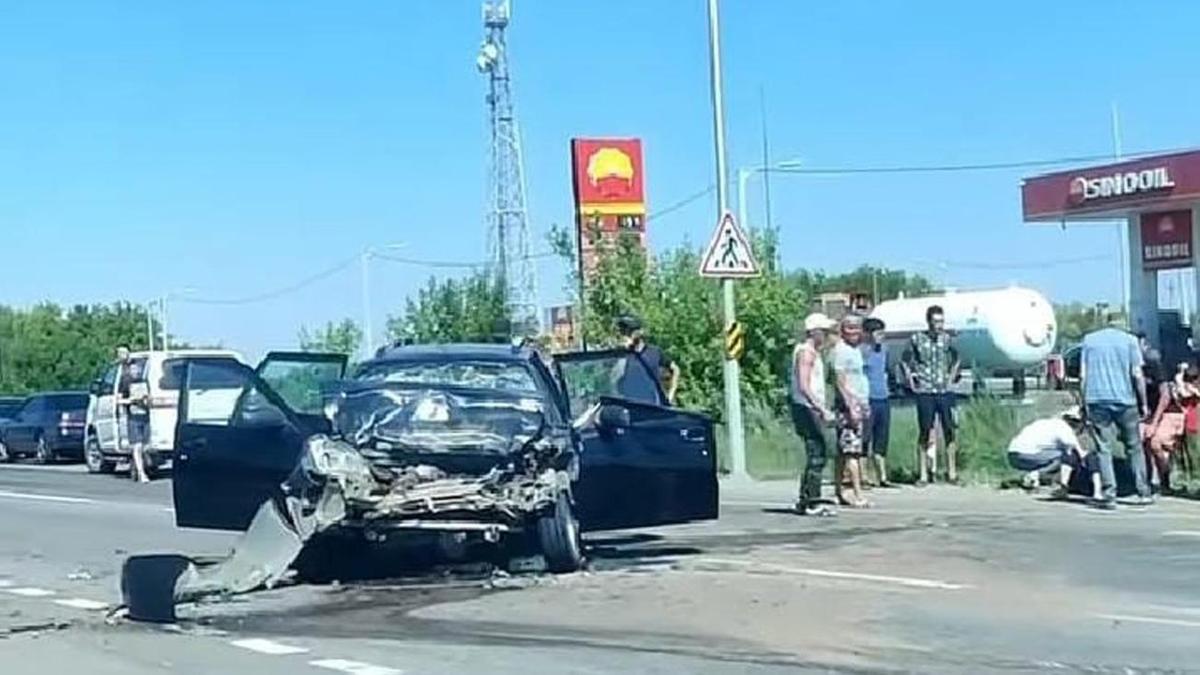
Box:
[85,350,244,475]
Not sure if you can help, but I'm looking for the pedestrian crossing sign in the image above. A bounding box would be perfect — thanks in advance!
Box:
[699,211,760,278]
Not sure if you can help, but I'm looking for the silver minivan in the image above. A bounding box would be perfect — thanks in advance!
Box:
[85,349,243,476]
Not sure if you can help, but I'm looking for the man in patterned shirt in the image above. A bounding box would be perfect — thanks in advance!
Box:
[901,305,961,484]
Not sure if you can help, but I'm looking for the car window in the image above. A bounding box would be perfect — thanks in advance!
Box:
[100,365,118,391]
[19,398,42,418]
[160,358,244,391]
[557,353,663,414]
[183,361,287,428]
[45,394,88,411]
[355,360,539,393]
[0,400,23,418]
[259,358,344,416]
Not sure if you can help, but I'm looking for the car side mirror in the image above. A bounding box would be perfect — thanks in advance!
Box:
[597,404,631,432]
[89,380,103,396]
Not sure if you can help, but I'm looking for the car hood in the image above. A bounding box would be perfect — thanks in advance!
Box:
[329,385,547,462]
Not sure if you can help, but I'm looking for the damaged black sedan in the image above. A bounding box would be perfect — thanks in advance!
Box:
[170,344,718,577]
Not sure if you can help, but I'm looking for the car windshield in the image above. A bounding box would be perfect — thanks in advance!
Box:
[354,359,538,393]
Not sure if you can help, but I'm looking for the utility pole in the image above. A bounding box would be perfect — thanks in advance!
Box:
[706,0,747,480]
[160,294,169,352]
[361,248,373,358]
[146,302,155,352]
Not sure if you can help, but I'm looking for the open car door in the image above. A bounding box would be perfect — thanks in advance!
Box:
[172,351,347,531]
[555,349,718,532]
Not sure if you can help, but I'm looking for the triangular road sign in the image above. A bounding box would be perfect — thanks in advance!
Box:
[699,211,760,278]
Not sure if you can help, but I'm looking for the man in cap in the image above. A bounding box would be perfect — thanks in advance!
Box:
[1007,406,1100,501]
[832,314,871,508]
[614,315,680,405]
[790,313,838,516]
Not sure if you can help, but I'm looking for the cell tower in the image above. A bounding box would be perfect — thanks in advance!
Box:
[477,0,538,332]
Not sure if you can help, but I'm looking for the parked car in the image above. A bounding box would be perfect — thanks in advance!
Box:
[169,345,718,573]
[0,397,24,422]
[0,392,89,463]
[85,349,244,475]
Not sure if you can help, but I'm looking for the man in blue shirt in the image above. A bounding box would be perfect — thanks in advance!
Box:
[1080,317,1150,508]
[862,318,892,487]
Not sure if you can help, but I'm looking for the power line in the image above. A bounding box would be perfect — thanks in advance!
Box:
[768,146,1200,176]
[646,184,715,222]
[927,254,1112,271]
[177,255,359,306]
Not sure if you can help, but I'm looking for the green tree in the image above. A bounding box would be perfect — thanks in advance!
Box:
[0,302,155,394]
[385,271,509,344]
[1054,302,1121,350]
[298,318,363,356]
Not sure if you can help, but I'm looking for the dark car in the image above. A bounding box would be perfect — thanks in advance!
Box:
[0,397,23,422]
[0,392,90,463]
[168,346,718,573]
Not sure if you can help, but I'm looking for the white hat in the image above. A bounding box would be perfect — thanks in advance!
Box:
[1061,405,1083,421]
[804,313,837,332]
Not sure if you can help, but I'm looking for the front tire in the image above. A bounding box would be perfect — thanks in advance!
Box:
[85,436,115,474]
[537,490,584,573]
[34,437,54,465]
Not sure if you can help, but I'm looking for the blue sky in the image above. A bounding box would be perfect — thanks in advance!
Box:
[3,1,1198,356]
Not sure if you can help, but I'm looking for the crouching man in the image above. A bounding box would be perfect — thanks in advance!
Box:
[1006,407,1101,502]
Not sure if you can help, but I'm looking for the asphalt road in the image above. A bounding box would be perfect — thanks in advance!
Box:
[3,463,1200,673]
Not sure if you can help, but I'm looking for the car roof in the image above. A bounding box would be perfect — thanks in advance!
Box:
[363,343,534,367]
[30,391,88,398]
[131,349,242,358]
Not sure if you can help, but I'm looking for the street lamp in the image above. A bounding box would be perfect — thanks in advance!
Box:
[361,243,407,358]
[152,288,196,352]
[736,157,802,240]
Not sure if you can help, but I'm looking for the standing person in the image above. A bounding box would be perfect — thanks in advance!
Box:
[1080,316,1150,508]
[901,305,962,484]
[832,315,871,508]
[614,315,681,405]
[790,313,838,516]
[862,317,892,487]
[115,346,151,483]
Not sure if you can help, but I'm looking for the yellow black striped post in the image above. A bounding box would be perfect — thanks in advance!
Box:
[724,321,745,361]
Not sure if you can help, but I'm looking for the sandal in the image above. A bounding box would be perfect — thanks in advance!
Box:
[802,504,838,517]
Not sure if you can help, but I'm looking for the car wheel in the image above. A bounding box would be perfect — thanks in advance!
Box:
[85,436,115,474]
[0,440,11,463]
[537,490,584,573]
[34,437,54,465]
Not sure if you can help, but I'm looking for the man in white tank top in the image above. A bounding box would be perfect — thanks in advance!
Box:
[790,313,837,516]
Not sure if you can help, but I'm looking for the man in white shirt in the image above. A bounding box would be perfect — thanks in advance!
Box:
[1007,407,1100,501]
[832,315,871,508]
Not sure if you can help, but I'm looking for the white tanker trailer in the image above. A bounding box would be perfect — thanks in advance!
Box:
[869,287,1057,394]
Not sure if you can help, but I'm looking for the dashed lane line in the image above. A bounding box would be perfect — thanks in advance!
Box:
[230,638,311,656]
[0,490,95,504]
[1097,614,1200,629]
[6,587,56,597]
[1163,530,1200,537]
[309,659,403,675]
[694,557,971,590]
[53,598,108,611]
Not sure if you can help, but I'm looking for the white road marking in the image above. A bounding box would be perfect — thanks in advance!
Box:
[53,598,108,611]
[695,557,970,590]
[1163,530,1200,537]
[0,490,95,504]
[0,580,12,588]
[6,587,56,597]
[230,638,311,655]
[1097,614,1200,629]
[309,659,402,675]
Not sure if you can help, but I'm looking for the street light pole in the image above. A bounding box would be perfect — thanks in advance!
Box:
[160,294,169,352]
[706,0,747,480]
[146,302,155,352]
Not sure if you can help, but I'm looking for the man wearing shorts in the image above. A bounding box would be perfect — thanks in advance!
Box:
[832,315,871,508]
[902,305,961,484]
[116,346,151,483]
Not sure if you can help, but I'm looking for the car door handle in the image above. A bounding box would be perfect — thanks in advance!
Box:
[680,428,706,442]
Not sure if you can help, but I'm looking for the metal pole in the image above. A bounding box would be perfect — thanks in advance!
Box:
[146,302,155,352]
[707,0,747,480]
[1111,102,1130,321]
[361,249,373,358]
[160,295,169,352]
